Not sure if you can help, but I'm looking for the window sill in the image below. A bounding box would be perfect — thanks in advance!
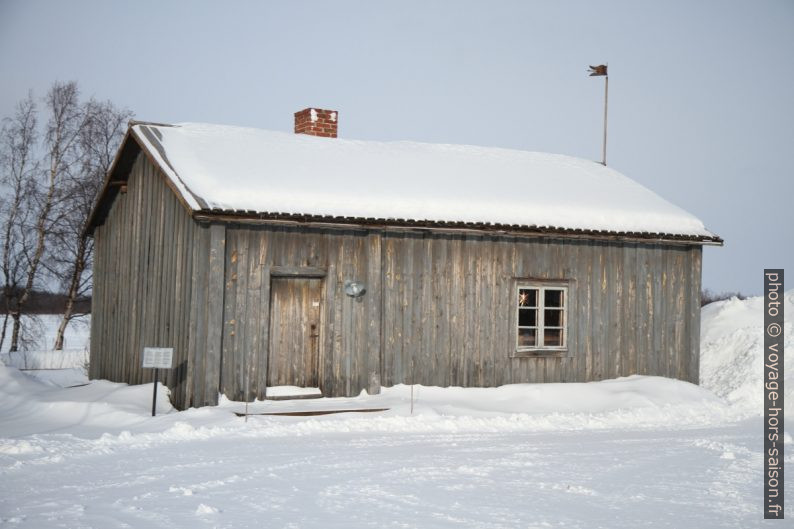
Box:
[512,349,569,359]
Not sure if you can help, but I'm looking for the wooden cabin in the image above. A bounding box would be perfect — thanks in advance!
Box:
[86,108,722,409]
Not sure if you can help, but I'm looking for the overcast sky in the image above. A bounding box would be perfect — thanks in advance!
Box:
[1,0,791,295]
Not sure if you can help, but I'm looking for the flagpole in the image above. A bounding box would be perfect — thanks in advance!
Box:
[588,64,609,166]
[602,73,608,166]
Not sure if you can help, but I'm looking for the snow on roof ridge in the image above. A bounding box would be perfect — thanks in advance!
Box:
[132,121,718,240]
[170,121,601,163]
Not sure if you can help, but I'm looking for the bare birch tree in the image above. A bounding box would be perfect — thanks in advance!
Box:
[7,81,85,352]
[1,81,132,352]
[51,99,131,349]
[0,94,38,351]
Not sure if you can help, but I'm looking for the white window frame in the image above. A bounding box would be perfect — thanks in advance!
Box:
[515,284,568,353]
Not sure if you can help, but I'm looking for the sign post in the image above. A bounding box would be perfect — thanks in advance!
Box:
[142,347,174,417]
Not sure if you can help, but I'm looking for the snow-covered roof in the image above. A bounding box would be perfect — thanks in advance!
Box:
[101,121,720,242]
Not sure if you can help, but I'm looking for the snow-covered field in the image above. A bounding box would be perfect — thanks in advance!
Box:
[0,315,90,386]
[0,294,791,528]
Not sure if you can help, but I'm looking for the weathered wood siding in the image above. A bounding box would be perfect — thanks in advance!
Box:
[219,226,381,400]
[219,226,701,401]
[380,233,701,387]
[90,152,218,409]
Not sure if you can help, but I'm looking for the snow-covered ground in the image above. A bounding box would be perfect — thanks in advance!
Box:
[0,295,791,528]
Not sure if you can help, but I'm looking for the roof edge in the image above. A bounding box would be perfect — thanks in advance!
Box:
[84,121,200,236]
[84,127,140,236]
[192,208,724,246]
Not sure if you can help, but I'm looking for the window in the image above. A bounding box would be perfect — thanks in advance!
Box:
[516,284,567,352]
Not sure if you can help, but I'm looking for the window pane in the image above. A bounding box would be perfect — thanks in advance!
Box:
[518,288,537,307]
[544,329,563,347]
[518,328,536,347]
[518,308,537,326]
[544,289,564,308]
[544,308,563,327]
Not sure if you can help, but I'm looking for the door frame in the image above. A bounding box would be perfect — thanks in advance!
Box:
[266,267,327,392]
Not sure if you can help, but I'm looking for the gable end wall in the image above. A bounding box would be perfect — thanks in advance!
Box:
[90,152,219,409]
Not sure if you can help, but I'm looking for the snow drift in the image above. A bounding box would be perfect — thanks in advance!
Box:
[700,290,793,417]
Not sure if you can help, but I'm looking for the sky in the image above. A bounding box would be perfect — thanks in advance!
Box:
[0,0,791,295]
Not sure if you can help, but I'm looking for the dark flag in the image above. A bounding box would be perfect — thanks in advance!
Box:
[588,64,608,76]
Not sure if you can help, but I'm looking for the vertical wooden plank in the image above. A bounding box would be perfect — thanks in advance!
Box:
[230,230,248,398]
[401,234,416,385]
[659,246,672,379]
[89,228,102,379]
[688,247,702,384]
[113,161,127,383]
[595,241,607,382]
[671,248,685,380]
[158,176,175,388]
[162,190,177,390]
[482,235,499,386]
[417,234,433,386]
[667,247,681,380]
[366,231,382,393]
[204,223,226,405]
[239,229,258,400]
[335,232,350,395]
[256,256,271,400]
[315,230,331,395]
[101,196,113,380]
[622,243,638,377]
[105,190,118,381]
[133,158,154,384]
[380,235,397,386]
[118,157,135,383]
[610,241,624,379]
[180,198,194,407]
[650,244,663,377]
[447,235,463,386]
[170,198,188,407]
[579,241,594,380]
[148,160,167,385]
[561,239,579,382]
[472,234,485,385]
[462,234,477,385]
[494,236,513,385]
[220,230,237,397]
[185,225,201,407]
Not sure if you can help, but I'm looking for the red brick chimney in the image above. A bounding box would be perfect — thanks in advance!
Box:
[294,108,338,138]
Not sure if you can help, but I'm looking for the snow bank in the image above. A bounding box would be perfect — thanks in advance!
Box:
[0,365,173,439]
[700,290,793,417]
[133,123,715,237]
[0,364,730,445]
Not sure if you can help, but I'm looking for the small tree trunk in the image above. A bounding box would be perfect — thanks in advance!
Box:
[54,236,87,350]
[10,312,21,352]
[0,312,8,351]
[54,311,69,350]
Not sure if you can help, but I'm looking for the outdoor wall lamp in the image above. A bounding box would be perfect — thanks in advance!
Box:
[344,280,366,298]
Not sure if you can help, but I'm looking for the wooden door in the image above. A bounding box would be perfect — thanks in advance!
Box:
[267,277,322,388]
